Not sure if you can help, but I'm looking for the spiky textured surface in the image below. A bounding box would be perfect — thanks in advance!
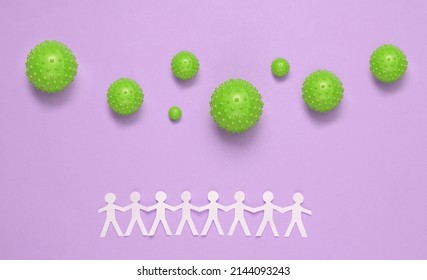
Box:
[25,40,78,94]
[168,106,182,121]
[171,51,199,80]
[107,78,144,116]
[302,70,344,113]
[370,44,408,83]
[210,79,263,134]
[271,57,290,77]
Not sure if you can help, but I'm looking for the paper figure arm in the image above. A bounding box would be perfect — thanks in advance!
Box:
[190,204,206,212]
[144,204,157,212]
[243,204,258,213]
[272,204,285,213]
[301,207,312,215]
[191,204,205,212]
[250,205,265,213]
[165,203,178,212]
[139,204,150,211]
[279,205,293,213]
[115,205,126,212]
[98,206,107,213]
[122,205,132,212]
[218,203,231,212]
[222,204,234,212]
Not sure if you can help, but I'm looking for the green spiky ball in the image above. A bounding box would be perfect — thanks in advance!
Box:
[171,51,199,80]
[25,40,78,93]
[107,78,144,116]
[210,79,263,134]
[168,106,182,121]
[271,58,290,77]
[370,44,408,83]
[302,70,344,112]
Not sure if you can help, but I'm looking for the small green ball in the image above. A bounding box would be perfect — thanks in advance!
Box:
[302,70,344,113]
[271,58,290,77]
[210,79,263,134]
[171,51,199,80]
[25,40,78,94]
[370,44,408,83]
[168,106,182,121]
[107,78,144,116]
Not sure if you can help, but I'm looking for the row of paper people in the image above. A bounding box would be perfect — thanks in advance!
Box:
[98,190,312,238]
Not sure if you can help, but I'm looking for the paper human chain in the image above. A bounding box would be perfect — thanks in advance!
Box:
[98,190,312,238]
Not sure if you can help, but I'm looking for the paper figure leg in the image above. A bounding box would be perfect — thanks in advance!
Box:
[137,218,148,236]
[175,219,186,236]
[187,219,199,236]
[269,220,279,237]
[240,219,251,236]
[284,220,296,237]
[256,218,268,236]
[160,219,172,236]
[213,219,224,236]
[112,220,124,237]
[149,218,160,236]
[100,220,111,238]
[228,219,238,236]
[125,219,136,236]
[201,218,213,236]
[296,221,308,238]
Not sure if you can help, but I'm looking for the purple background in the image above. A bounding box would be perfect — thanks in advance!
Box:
[1,0,427,260]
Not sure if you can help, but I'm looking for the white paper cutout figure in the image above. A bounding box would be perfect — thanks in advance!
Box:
[200,191,229,236]
[174,191,201,236]
[123,192,149,236]
[253,191,283,237]
[227,191,256,236]
[98,193,125,238]
[147,191,176,236]
[282,192,312,238]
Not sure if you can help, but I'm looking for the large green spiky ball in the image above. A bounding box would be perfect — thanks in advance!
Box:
[210,79,263,134]
[171,51,199,80]
[370,44,408,83]
[25,40,78,94]
[107,78,144,116]
[302,70,344,112]
[271,58,290,77]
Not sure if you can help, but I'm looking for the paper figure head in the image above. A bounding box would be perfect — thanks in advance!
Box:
[208,191,219,202]
[105,193,116,203]
[263,191,274,202]
[155,191,167,202]
[293,192,304,203]
[234,191,245,202]
[181,191,191,202]
[130,191,140,202]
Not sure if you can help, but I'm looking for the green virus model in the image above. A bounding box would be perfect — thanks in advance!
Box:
[168,106,182,121]
[171,51,199,80]
[107,78,144,116]
[210,79,263,134]
[302,70,344,113]
[370,44,408,83]
[25,40,78,94]
[271,58,290,77]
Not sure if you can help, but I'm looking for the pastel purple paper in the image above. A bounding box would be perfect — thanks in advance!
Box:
[1,0,427,260]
